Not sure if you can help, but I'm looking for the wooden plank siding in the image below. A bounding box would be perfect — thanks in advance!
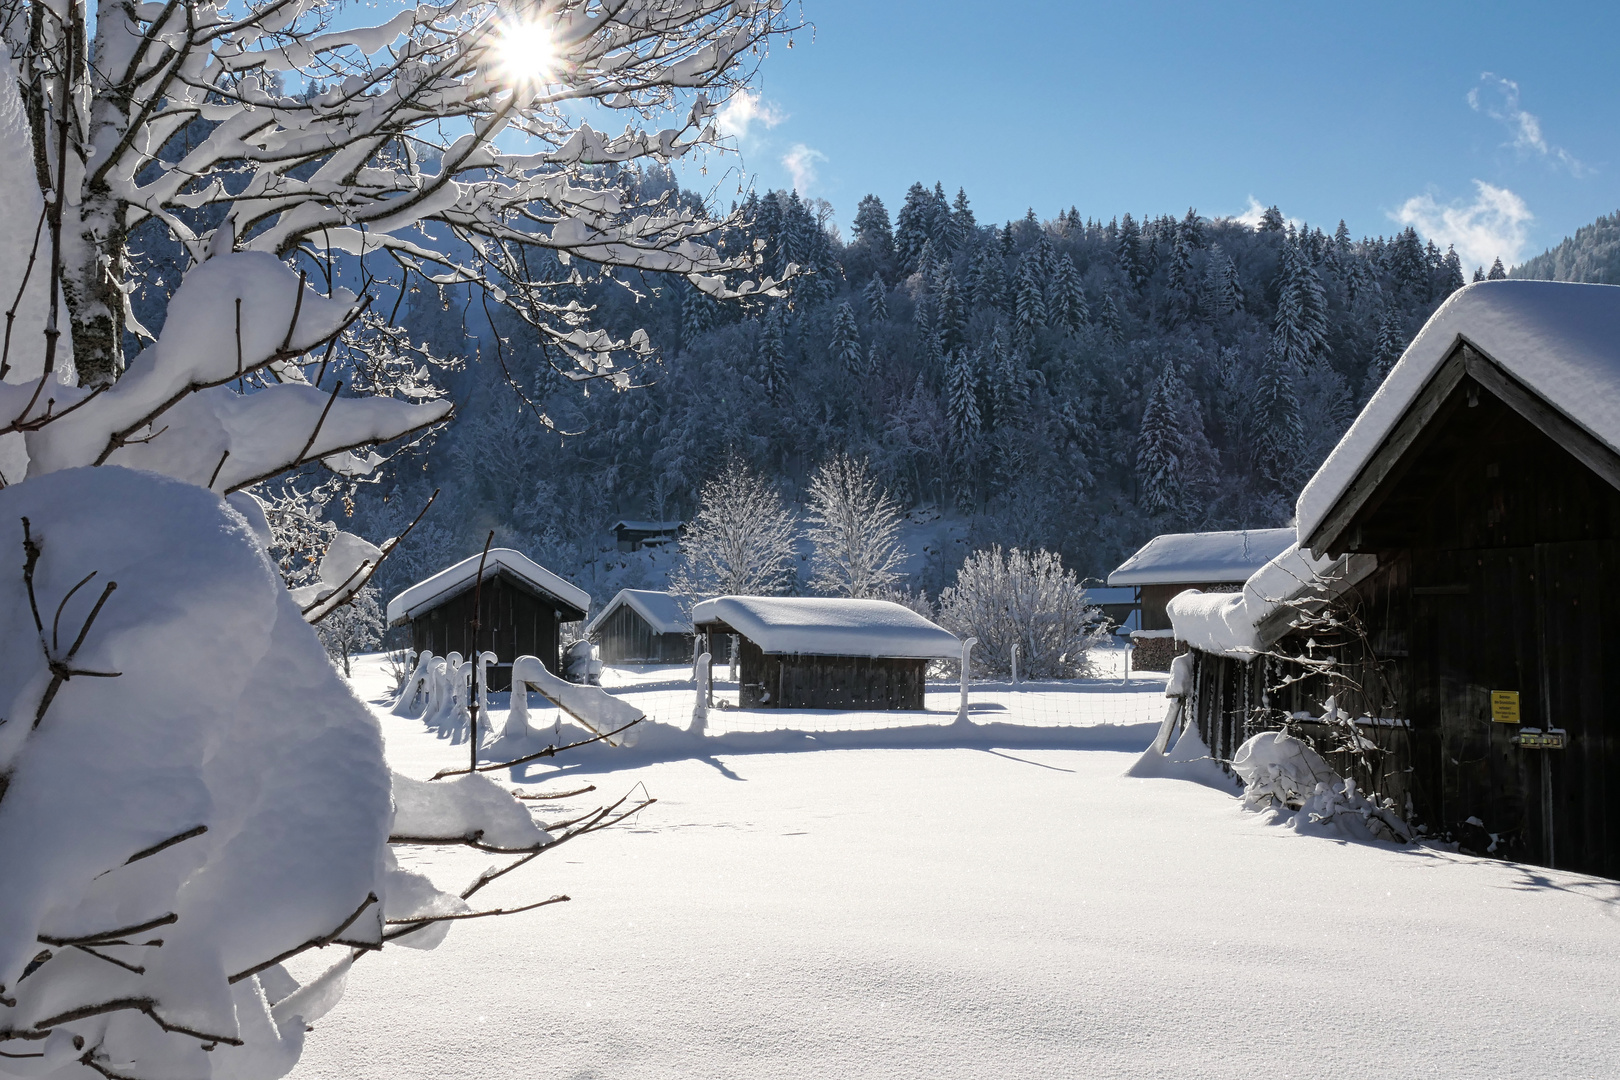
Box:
[724,635,928,710]
[407,570,571,689]
[594,602,694,663]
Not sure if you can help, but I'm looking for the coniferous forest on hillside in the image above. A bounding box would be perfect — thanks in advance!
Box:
[324,174,1481,604]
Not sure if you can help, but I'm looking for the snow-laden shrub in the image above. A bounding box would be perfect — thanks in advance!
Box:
[1232,731,1412,843]
[936,545,1104,678]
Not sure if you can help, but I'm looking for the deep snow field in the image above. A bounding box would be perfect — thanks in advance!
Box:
[288,653,1620,1080]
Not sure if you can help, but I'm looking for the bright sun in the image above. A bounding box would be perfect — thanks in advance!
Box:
[490,17,556,88]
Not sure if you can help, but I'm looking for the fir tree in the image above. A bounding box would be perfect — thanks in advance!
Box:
[1370,309,1405,385]
[1179,207,1205,249]
[851,194,895,259]
[1099,291,1125,347]
[1488,256,1508,280]
[950,187,978,251]
[1272,239,1330,368]
[1474,266,1486,282]
[680,280,715,347]
[1202,247,1238,319]
[1387,226,1428,297]
[1251,338,1305,495]
[758,307,788,405]
[1137,364,1185,516]
[1334,219,1352,254]
[973,244,1007,311]
[1165,232,1195,325]
[894,182,934,272]
[1014,250,1047,341]
[1441,245,1466,296]
[830,301,862,378]
[937,272,968,355]
[1116,212,1144,290]
[1257,205,1286,232]
[863,272,888,322]
[945,348,982,447]
[1048,254,1088,332]
[990,343,1031,429]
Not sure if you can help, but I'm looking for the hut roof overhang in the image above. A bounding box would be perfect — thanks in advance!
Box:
[386,548,590,628]
[691,596,963,659]
[1106,529,1296,587]
[1298,279,1620,557]
[584,589,690,637]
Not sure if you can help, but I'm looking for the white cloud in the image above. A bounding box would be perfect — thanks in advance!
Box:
[1468,73,1588,176]
[781,143,825,194]
[1392,180,1533,269]
[716,91,785,140]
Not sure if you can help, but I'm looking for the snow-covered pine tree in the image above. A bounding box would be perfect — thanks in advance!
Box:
[973,243,1008,311]
[1272,240,1330,368]
[805,453,908,598]
[894,182,935,273]
[950,187,979,252]
[864,272,889,322]
[946,348,983,448]
[1387,227,1429,298]
[1180,207,1205,249]
[852,195,896,260]
[1370,310,1406,385]
[681,280,717,347]
[1100,292,1126,347]
[1047,254,1088,332]
[1203,247,1238,319]
[1137,363,1183,515]
[1251,337,1306,496]
[670,458,798,598]
[1165,232,1196,325]
[1441,246,1466,296]
[759,307,788,405]
[1014,251,1047,342]
[830,302,863,378]
[1488,257,1508,280]
[1116,212,1144,290]
[937,273,968,355]
[990,344,1032,430]
[1258,206,1286,232]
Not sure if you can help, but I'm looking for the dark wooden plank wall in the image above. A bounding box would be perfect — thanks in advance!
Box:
[595,603,694,663]
[736,636,928,710]
[409,572,565,689]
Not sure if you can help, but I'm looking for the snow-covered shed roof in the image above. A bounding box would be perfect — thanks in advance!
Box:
[1165,544,1338,660]
[1298,279,1620,551]
[584,589,690,637]
[612,519,681,534]
[1106,529,1296,587]
[691,596,963,659]
[386,549,591,627]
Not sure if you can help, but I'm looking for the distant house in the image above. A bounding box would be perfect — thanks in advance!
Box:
[612,519,681,552]
[691,596,962,710]
[585,589,694,663]
[1106,529,1294,669]
[1168,280,1620,878]
[386,549,590,690]
[1082,585,1140,633]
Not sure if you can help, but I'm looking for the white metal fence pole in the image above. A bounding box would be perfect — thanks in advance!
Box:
[690,651,711,735]
[1011,642,1020,687]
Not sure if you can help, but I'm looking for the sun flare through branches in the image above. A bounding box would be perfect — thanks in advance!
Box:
[489,15,557,90]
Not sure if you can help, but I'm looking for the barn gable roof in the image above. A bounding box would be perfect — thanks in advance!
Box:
[386,548,590,627]
[584,589,690,637]
[1298,279,1620,553]
[691,596,962,659]
[1106,529,1295,587]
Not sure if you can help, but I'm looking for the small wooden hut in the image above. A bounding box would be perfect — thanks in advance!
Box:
[386,549,590,689]
[1107,529,1294,670]
[691,596,961,710]
[611,519,681,552]
[1169,280,1620,878]
[585,589,694,663]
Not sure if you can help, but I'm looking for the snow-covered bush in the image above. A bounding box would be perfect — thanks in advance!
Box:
[1232,730,1412,843]
[670,459,798,601]
[316,585,385,676]
[936,545,1104,678]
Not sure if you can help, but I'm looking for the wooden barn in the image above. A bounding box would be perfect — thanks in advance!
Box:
[691,596,962,710]
[585,589,694,663]
[1169,280,1620,878]
[611,519,681,552]
[386,548,591,690]
[1107,529,1294,670]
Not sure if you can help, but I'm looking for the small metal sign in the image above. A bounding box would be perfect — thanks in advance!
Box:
[1515,730,1567,750]
[1490,690,1521,724]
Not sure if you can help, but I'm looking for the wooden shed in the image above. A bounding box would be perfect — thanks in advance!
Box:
[691,596,962,710]
[1107,529,1294,670]
[386,549,590,690]
[612,519,681,552]
[584,589,694,663]
[1170,280,1620,878]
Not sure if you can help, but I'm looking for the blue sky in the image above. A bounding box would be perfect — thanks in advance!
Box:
[710,0,1620,271]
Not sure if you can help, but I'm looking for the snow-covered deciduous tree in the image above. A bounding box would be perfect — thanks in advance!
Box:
[2,0,795,386]
[316,583,385,675]
[670,458,797,600]
[937,545,1102,678]
[805,453,907,599]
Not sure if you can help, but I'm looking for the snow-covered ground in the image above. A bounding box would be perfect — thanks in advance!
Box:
[289,655,1620,1080]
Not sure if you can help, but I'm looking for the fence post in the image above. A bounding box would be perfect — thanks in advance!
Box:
[956,637,978,724]
[690,651,711,736]
[1011,642,1020,687]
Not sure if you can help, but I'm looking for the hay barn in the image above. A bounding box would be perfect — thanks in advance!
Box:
[585,589,694,663]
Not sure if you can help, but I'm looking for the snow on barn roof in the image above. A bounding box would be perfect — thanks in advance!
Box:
[584,589,690,637]
[386,548,590,627]
[1298,279,1620,547]
[612,519,681,533]
[1164,544,1340,660]
[691,596,962,659]
[1106,529,1296,587]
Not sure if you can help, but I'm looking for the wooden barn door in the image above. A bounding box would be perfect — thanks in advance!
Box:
[1534,540,1620,878]
[1410,547,1541,861]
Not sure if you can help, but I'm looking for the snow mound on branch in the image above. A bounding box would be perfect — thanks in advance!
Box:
[1232,731,1412,844]
[0,467,388,1078]
[391,772,550,850]
[1164,544,1338,661]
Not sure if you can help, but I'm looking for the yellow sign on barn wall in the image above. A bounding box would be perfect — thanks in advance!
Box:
[1491,691,1521,724]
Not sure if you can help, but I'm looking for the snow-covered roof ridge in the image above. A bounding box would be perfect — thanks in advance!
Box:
[612,519,682,532]
[691,596,962,659]
[386,548,591,626]
[1107,528,1296,586]
[1297,279,1620,546]
[585,589,691,637]
[1165,543,1341,661]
